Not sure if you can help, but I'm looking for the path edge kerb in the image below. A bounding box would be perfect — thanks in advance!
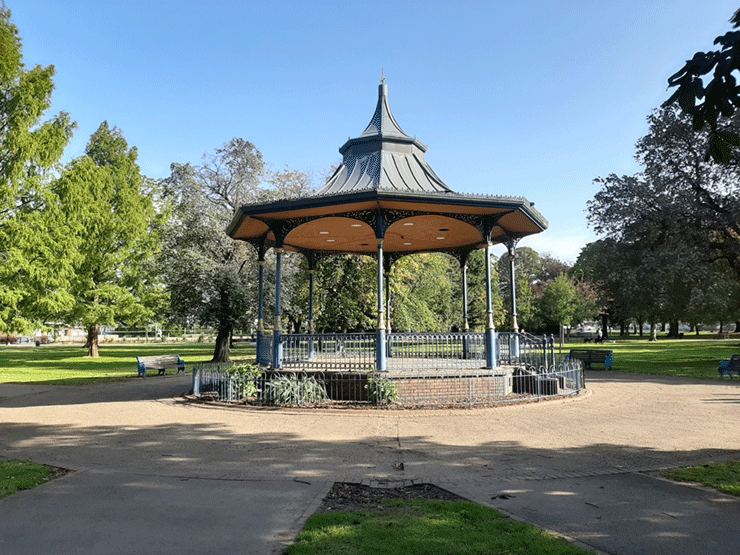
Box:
[176,387,593,415]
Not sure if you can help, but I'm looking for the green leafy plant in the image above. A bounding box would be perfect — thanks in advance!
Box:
[227,362,263,398]
[262,374,328,406]
[366,370,399,405]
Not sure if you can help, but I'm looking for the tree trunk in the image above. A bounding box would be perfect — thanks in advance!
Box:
[649,322,658,341]
[601,313,609,340]
[211,327,231,363]
[87,324,100,358]
[734,321,740,334]
[667,319,680,338]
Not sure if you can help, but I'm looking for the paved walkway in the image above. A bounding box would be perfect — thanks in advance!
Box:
[2,371,740,554]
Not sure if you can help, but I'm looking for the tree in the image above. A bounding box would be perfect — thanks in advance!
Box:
[55,122,161,357]
[310,255,376,333]
[538,275,597,337]
[0,3,76,332]
[161,139,268,362]
[390,253,460,333]
[466,249,504,331]
[498,247,563,332]
[589,106,740,280]
[160,140,314,362]
[538,275,577,332]
[665,9,740,163]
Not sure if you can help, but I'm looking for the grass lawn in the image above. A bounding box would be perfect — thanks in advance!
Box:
[662,461,740,496]
[560,337,740,379]
[0,460,59,500]
[0,342,255,385]
[286,499,590,555]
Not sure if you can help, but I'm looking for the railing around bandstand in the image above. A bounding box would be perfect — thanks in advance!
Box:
[497,332,556,369]
[192,358,585,408]
[386,332,485,373]
[281,333,376,372]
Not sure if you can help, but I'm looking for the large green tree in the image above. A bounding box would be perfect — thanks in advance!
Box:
[390,253,460,333]
[0,3,75,332]
[160,140,314,362]
[589,106,740,280]
[588,106,740,336]
[55,122,161,357]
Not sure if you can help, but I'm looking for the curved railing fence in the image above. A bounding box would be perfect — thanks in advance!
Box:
[192,360,584,408]
[257,331,556,374]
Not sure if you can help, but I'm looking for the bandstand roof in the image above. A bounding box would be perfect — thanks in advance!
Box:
[227,81,548,260]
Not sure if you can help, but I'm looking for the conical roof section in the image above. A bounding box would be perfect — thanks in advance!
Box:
[358,80,409,139]
[318,81,453,195]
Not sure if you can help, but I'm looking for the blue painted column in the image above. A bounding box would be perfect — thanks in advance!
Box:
[273,247,283,369]
[256,259,265,364]
[376,239,387,372]
[385,268,392,358]
[462,259,470,359]
[507,243,520,359]
[462,261,470,333]
[308,267,315,359]
[484,241,497,368]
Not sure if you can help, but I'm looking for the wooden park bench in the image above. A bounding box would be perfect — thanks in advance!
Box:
[137,355,186,377]
[566,349,613,371]
[718,354,740,380]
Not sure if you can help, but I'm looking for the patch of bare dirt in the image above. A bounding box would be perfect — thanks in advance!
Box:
[316,482,467,513]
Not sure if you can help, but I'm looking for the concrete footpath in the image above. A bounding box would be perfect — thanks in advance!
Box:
[2,371,740,554]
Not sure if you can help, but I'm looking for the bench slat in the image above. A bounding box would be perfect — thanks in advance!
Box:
[137,355,186,377]
[567,349,613,370]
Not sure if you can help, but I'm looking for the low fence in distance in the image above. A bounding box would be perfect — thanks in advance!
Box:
[191,359,585,409]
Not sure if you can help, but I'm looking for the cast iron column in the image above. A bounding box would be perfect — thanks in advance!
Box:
[256,259,265,364]
[461,257,470,359]
[273,247,283,369]
[376,238,387,372]
[484,241,497,368]
[507,241,520,359]
[385,268,392,358]
[308,267,315,359]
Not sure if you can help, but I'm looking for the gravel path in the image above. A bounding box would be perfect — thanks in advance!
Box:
[2,371,739,483]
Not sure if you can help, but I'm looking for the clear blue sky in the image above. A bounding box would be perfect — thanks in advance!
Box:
[11,0,739,262]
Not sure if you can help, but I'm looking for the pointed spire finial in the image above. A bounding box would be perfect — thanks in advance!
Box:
[380,69,386,85]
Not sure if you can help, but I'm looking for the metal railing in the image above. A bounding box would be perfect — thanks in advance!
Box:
[281,333,375,372]
[497,332,556,369]
[259,331,558,374]
[192,358,585,409]
[387,332,485,373]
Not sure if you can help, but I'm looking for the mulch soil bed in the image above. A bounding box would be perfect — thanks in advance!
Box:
[316,482,467,513]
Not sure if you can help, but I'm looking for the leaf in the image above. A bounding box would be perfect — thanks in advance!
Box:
[716,129,740,147]
[709,132,732,163]
[692,111,706,131]
[678,91,696,113]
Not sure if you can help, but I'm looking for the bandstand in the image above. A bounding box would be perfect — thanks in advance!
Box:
[222,80,579,406]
